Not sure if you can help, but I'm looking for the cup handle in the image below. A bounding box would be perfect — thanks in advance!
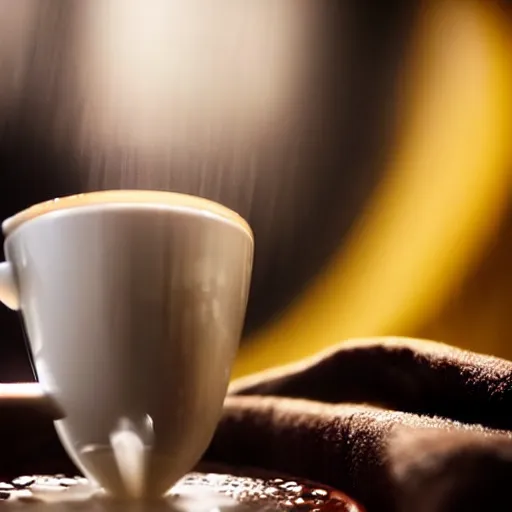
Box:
[0,261,63,418]
[0,261,19,310]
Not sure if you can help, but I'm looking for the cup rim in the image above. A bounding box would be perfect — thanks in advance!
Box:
[2,190,253,239]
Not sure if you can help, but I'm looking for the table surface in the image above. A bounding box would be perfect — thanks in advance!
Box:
[0,472,364,511]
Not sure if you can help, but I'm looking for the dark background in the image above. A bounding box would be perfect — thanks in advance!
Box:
[0,1,417,381]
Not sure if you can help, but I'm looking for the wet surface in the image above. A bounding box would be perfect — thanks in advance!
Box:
[0,473,363,511]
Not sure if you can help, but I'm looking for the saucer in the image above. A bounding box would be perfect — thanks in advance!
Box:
[0,472,364,511]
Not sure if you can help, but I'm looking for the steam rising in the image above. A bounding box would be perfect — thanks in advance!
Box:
[73,0,314,197]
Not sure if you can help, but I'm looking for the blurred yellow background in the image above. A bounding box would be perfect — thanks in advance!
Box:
[235,0,512,377]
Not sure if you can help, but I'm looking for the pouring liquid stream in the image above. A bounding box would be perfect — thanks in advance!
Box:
[109,425,147,499]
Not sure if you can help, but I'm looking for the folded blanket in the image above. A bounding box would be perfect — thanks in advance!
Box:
[2,337,512,512]
[205,337,512,512]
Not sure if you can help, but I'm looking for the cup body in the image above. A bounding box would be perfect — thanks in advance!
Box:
[3,192,253,497]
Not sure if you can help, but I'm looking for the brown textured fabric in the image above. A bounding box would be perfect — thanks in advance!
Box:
[205,338,512,512]
[3,338,512,511]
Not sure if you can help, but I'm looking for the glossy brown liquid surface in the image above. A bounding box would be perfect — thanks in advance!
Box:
[0,472,364,511]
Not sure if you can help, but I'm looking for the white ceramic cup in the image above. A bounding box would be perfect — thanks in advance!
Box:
[0,190,253,499]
